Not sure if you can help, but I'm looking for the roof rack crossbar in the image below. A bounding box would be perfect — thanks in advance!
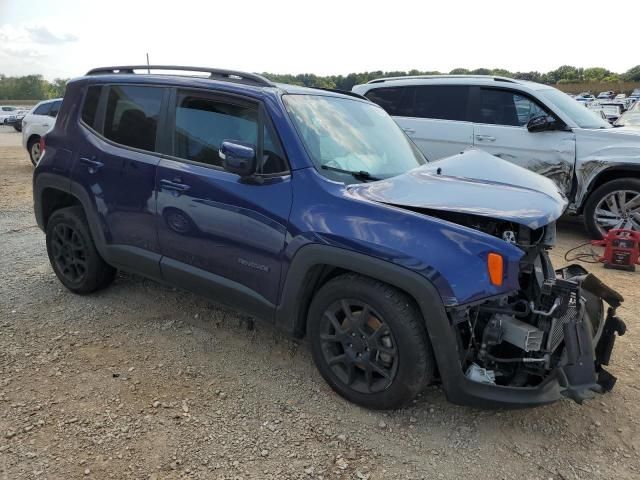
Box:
[86,65,275,87]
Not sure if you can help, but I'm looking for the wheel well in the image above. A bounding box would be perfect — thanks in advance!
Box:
[41,188,81,228]
[27,134,40,149]
[581,168,640,212]
[293,265,421,338]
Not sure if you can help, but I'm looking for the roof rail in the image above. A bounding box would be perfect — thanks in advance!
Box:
[308,87,369,100]
[367,75,518,84]
[86,65,275,87]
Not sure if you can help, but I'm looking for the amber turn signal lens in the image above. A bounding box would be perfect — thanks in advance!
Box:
[487,253,504,286]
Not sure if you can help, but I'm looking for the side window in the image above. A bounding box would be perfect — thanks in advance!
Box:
[476,89,548,127]
[104,85,163,152]
[33,102,51,116]
[49,100,62,117]
[513,94,547,125]
[261,123,288,174]
[407,85,470,121]
[365,87,407,116]
[173,94,258,168]
[81,86,103,129]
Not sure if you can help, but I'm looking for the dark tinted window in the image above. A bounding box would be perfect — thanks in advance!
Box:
[403,85,470,121]
[49,100,62,117]
[174,95,258,168]
[104,85,163,152]
[476,88,547,127]
[261,124,287,174]
[33,102,52,116]
[365,87,407,116]
[81,86,102,128]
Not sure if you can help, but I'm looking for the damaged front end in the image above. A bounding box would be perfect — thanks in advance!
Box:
[447,221,626,405]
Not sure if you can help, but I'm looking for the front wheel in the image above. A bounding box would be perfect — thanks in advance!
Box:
[584,178,640,239]
[308,274,435,409]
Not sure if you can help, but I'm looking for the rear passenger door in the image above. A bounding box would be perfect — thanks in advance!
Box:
[155,89,291,318]
[72,84,167,277]
[470,87,575,192]
[365,85,474,160]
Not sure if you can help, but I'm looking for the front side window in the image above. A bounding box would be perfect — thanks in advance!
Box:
[174,95,258,168]
[33,102,52,116]
[104,85,163,152]
[475,88,547,127]
[283,94,425,182]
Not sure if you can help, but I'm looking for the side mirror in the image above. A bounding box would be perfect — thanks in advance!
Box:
[527,115,558,133]
[219,140,257,177]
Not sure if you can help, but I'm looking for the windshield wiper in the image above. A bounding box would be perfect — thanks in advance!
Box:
[321,165,381,181]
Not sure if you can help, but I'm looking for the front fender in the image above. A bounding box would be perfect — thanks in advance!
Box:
[282,168,525,312]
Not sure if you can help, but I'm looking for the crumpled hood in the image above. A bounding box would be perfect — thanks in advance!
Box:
[347,149,568,229]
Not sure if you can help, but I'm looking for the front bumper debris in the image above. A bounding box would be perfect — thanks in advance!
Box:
[440,266,626,408]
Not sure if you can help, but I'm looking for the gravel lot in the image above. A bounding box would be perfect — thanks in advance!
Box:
[1,125,639,479]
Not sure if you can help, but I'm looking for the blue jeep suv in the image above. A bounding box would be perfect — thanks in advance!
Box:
[33,66,626,409]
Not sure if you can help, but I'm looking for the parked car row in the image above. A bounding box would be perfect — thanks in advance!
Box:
[32,66,627,411]
[0,105,29,128]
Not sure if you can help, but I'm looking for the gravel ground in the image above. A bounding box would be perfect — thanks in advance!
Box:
[1,125,639,479]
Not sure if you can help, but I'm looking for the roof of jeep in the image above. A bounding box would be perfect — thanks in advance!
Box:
[71,67,368,103]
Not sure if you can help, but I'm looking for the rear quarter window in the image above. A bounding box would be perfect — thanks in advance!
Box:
[364,87,408,116]
[81,86,103,128]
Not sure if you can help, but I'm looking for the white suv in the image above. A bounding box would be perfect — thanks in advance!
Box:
[353,76,640,238]
[22,98,62,165]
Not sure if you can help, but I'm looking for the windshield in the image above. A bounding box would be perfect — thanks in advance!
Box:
[539,88,611,129]
[283,94,425,182]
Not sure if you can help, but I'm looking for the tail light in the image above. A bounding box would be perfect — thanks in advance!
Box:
[39,136,46,156]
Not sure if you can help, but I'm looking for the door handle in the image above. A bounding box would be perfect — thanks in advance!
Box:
[402,127,416,134]
[79,157,103,174]
[160,179,191,194]
[475,135,496,142]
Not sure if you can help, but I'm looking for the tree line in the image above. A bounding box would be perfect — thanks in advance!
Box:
[2,65,639,100]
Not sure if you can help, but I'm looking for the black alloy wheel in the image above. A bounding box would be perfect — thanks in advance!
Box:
[319,299,399,394]
[49,223,88,284]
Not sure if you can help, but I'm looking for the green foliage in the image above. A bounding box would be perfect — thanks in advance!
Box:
[2,65,639,101]
[623,65,640,82]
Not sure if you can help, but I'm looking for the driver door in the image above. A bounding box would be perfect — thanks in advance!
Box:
[471,87,575,193]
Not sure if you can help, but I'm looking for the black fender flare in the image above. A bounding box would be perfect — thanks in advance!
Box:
[274,243,466,391]
[34,173,161,278]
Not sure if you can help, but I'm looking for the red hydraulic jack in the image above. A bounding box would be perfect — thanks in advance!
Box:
[592,229,640,272]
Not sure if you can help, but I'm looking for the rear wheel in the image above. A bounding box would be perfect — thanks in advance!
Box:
[584,178,640,239]
[28,136,41,166]
[308,274,434,409]
[46,206,116,294]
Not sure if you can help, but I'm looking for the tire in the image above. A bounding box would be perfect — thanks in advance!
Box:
[46,206,116,294]
[584,178,640,239]
[27,136,41,166]
[308,273,434,409]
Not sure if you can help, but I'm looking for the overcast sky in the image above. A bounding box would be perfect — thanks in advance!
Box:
[0,0,636,80]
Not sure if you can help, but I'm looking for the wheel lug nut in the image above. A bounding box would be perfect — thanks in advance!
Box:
[351,333,356,337]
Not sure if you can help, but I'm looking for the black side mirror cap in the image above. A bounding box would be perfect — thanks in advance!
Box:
[527,115,558,133]
[219,140,257,177]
